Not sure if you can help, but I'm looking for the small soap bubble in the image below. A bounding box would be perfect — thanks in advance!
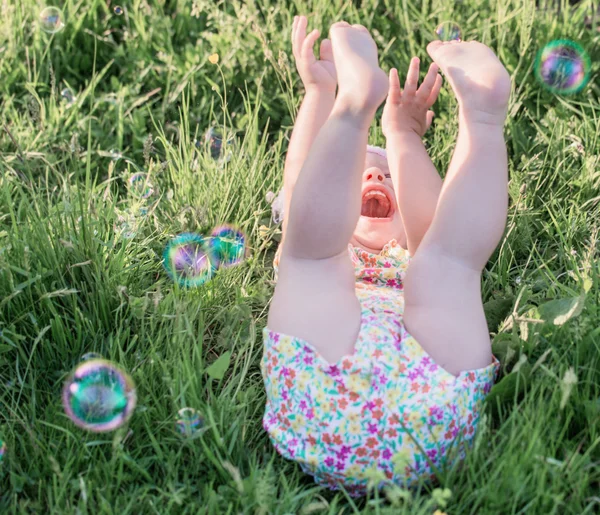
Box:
[270,188,285,224]
[176,408,204,437]
[114,6,123,15]
[128,173,154,199]
[62,359,136,432]
[116,217,137,239]
[109,149,123,161]
[201,127,234,161]
[81,352,103,361]
[206,225,247,269]
[163,233,217,287]
[534,40,591,94]
[40,6,65,34]
[61,88,76,106]
[0,440,6,463]
[435,21,462,42]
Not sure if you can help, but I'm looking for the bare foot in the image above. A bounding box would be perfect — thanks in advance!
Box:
[426,40,511,125]
[329,21,388,112]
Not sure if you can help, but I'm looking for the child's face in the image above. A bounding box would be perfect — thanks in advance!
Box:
[350,152,407,252]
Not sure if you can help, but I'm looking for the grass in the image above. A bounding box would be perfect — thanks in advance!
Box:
[0,0,599,512]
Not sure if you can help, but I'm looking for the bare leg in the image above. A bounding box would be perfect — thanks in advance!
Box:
[268,22,389,364]
[402,40,511,375]
[418,40,511,270]
[284,22,388,261]
[284,110,373,260]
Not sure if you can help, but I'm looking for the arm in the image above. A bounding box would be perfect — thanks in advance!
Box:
[280,15,338,246]
[386,131,443,256]
[282,89,335,245]
[382,57,444,256]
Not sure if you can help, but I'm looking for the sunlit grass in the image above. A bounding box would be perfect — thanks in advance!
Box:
[0,0,599,512]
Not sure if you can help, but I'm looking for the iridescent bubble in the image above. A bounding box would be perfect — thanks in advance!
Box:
[0,440,6,463]
[39,7,65,34]
[206,225,246,269]
[109,149,123,161]
[163,233,217,287]
[61,88,76,106]
[62,359,136,432]
[116,217,137,239]
[81,352,103,361]
[114,6,123,15]
[435,21,462,42]
[534,40,591,94]
[270,188,285,224]
[199,127,235,161]
[176,408,204,437]
[128,173,154,199]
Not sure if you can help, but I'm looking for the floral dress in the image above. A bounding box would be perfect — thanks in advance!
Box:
[261,239,500,496]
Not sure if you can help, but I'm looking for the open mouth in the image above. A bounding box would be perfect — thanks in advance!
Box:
[360,187,393,219]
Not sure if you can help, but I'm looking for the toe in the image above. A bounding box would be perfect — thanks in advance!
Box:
[351,24,369,33]
[426,40,444,56]
[331,21,351,29]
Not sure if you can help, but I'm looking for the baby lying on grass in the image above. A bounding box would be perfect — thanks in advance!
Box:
[261,15,511,496]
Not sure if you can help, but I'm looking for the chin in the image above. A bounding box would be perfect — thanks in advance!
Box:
[353,215,400,251]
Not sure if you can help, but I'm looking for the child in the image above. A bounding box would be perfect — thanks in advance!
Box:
[261,15,511,496]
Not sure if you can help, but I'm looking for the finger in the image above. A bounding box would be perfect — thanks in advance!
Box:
[387,68,402,104]
[292,16,300,57]
[425,73,443,108]
[425,110,435,131]
[291,16,297,56]
[301,29,320,61]
[320,38,334,63]
[415,62,439,103]
[403,57,420,96]
[294,16,307,58]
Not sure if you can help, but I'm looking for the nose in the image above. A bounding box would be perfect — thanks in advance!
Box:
[364,169,385,183]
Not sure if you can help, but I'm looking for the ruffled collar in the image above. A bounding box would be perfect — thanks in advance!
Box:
[348,238,402,257]
[348,238,410,268]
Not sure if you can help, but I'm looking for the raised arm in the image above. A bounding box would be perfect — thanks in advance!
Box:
[382,57,444,256]
[281,15,337,245]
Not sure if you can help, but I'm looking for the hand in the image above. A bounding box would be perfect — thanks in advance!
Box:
[292,15,337,93]
[382,57,443,138]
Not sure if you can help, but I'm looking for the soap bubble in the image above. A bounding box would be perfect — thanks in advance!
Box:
[114,6,123,15]
[39,6,65,34]
[62,359,136,432]
[128,173,154,199]
[81,352,103,361]
[270,188,285,224]
[163,233,217,287]
[109,149,123,161]
[206,225,247,269]
[199,127,234,162]
[61,88,76,106]
[176,408,204,437]
[534,40,591,94]
[116,217,137,239]
[0,440,5,462]
[435,21,461,42]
